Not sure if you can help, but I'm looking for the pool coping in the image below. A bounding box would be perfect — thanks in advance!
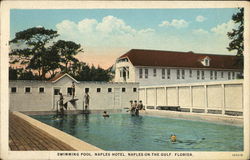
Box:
[12,111,103,151]
[140,110,243,127]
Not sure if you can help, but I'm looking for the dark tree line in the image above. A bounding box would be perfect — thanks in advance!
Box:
[227,8,244,70]
[9,27,113,81]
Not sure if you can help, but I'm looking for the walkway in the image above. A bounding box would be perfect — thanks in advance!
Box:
[9,112,75,151]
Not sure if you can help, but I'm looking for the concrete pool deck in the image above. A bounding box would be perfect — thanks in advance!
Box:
[9,111,103,151]
[140,110,243,126]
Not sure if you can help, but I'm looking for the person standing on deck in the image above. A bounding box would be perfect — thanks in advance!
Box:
[59,92,64,115]
[72,81,75,99]
[83,91,90,111]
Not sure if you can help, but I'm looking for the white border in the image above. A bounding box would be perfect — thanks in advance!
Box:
[1,1,249,160]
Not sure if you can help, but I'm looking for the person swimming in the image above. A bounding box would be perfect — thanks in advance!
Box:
[169,134,206,144]
[170,134,177,143]
[103,111,110,118]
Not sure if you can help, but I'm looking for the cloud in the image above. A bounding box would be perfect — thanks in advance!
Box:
[78,19,98,33]
[56,16,236,68]
[211,20,236,35]
[159,19,188,28]
[192,29,209,35]
[56,15,155,47]
[96,16,136,35]
[138,28,155,34]
[196,16,206,22]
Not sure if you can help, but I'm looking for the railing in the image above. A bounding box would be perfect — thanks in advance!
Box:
[139,80,243,116]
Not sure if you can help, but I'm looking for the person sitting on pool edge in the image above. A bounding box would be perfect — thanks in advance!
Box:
[103,111,110,118]
[133,100,139,116]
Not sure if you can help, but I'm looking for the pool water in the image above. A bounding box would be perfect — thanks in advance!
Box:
[31,113,243,151]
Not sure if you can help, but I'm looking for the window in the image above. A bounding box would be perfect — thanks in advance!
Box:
[197,70,200,79]
[127,70,129,79]
[201,71,205,80]
[181,69,185,79]
[122,88,126,92]
[162,69,165,79]
[232,72,235,79]
[133,88,137,92]
[153,68,157,77]
[25,87,31,93]
[120,70,122,77]
[205,59,209,66]
[210,71,213,80]
[139,69,143,78]
[167,69,171,79]
[215,71,217,80]
[85,88,89,93]
[177,69,180,79]
[228,72,231,80]
[145,69,148,79]
[67,87,73,95]
[39,87,44,93]
[97,88,101,92]
[189,70,192,78]
[108,88,112,93]
[221,71,224,78]
[11,87,17,93]
[54,89,60,95]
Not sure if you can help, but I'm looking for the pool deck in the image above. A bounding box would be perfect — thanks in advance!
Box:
[9,112,76,151]
[9,112,102,151]
[140,110,243,126]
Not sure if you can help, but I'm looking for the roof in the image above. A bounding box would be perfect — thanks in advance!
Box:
[49,73,79,83]
[118,49,241,70]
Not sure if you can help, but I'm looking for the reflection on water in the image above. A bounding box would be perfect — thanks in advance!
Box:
[31,113,243,151]
[82,114,90,130]
[128,116,144,143]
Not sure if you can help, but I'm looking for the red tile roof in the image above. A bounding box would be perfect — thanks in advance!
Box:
[119,49,241,70]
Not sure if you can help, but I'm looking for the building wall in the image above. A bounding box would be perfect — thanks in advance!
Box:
[134,67,241,86]
[9,81,53,111]
[115,60,136,83]
[139,80,243,115]
[114,60,241,86]
[9,79,139,112]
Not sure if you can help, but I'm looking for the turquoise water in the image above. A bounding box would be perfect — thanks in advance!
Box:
[31,114,243,151]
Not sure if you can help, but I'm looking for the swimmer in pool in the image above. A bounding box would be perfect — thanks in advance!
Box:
[169,134,206,144]
[103,111,110,118]
[170,134,177,143]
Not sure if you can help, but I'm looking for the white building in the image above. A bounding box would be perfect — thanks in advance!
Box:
[9,73,139,112]
[115,49,242,86]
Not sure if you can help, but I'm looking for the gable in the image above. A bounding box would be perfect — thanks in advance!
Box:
[49,73,79,84]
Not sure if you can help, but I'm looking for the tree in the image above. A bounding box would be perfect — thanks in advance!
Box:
[9,67,18,80]
[75,64,112,81]
[10,27,59,79]
[52,40,83,73]
[227,8,244,69]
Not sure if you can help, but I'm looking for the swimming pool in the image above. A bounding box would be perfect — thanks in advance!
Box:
[31,113,243,151]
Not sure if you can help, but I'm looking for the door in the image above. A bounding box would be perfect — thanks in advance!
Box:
[53,87,61,110]
[114,88,121,108]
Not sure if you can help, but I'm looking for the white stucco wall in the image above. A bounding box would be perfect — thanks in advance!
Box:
[134,67,241,86]
[114,61,241,86]
[139,80,243,114]
[9,77,139,112]
[115,60,136,83]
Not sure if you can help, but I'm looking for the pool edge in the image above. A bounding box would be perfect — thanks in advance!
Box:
[140,110,243,127]
[12,111,103,151]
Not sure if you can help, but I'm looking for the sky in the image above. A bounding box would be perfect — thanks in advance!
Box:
[10,8,239,69]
